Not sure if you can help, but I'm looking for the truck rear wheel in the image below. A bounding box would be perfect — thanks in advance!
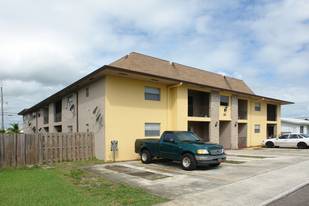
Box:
[181,153,197,171]
[141,149,152,164]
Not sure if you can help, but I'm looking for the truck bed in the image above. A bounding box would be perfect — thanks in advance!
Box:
[135,138,160,154]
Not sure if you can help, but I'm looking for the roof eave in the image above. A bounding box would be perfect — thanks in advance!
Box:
[18,64,293,116]
[105,65,294,105]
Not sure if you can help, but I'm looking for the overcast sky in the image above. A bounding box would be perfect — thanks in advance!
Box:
[0,0,309,128]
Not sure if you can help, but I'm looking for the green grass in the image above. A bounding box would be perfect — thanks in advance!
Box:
[0,161,166,206]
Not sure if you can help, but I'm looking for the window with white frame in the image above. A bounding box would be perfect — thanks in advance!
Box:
[145,123,160,136]
[255,103,261,111]
[144,87,160,101]
[254,124,261,133]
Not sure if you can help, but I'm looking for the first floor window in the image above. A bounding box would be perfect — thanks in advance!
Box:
[254,124,260,133]
[145,87,160,101]
[145,123,160,136]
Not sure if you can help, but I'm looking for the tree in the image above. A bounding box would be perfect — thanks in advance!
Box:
[0,129,5,134]
[6,123,21,134]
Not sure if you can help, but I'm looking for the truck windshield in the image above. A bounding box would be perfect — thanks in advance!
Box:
[175,132,201,142]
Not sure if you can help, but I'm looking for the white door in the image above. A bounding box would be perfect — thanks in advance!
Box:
[275,134,289,147]
[286,134,300,148]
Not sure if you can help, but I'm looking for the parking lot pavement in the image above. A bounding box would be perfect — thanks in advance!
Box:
[89,148,309,206]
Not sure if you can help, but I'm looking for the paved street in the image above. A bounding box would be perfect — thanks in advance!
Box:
[89,148,309,206]
[267,184,309,206]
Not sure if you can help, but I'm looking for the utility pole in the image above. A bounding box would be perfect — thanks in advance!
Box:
[1,82,4,130]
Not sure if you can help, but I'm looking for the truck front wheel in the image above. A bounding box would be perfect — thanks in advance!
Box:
[181,153,197,170]
[141,149,152,164]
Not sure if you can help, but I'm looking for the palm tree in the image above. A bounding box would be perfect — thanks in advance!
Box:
[6,123,21,134]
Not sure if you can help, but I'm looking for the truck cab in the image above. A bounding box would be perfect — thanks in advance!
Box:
[135,131,226,170]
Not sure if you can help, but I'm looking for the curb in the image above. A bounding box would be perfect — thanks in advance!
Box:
[261,180,309,206]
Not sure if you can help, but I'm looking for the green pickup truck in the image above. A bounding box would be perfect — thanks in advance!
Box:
[135,131,226,170]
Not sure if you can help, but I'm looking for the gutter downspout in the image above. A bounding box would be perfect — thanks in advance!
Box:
[167,82,183,130]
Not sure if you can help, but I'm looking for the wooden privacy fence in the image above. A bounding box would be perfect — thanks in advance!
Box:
[0,132,95,168]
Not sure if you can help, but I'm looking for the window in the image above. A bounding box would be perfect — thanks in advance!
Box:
[220,96,229,106]
[301,134,309,138]
[254,124,260,133]
[163,133,176,142]
[145,123,160,136]
[144,87,160,101]
[289,134,299,139]
[300,126,304,134]
[279,135,289,139]
[255,103,261,111]
[86,88,89,97]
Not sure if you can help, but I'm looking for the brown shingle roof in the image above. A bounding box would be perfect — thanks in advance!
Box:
[110,52,255,95]
[18,52,293,115]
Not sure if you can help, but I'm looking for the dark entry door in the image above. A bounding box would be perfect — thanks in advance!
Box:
[267,125,275,138]
[238,136,247,148]
[238,123,247,148]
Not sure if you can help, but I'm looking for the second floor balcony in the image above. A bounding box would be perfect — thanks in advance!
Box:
[238,99,248,120]
[188,89,210,118]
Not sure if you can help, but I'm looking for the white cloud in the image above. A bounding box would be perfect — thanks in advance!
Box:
[0,0,309,127]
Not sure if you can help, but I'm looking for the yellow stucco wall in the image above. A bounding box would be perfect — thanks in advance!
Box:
[247,100,281,147]
[104,75,169,161]
[104,75,282,161]
[247,100,267,146]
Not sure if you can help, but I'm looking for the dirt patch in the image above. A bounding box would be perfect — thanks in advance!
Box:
[105,165,169,180]
[224,160,246,164]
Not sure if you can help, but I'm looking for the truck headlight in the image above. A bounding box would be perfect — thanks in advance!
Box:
[196,149,209,155]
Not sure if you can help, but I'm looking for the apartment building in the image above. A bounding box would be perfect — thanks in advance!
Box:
[19,52,292,161]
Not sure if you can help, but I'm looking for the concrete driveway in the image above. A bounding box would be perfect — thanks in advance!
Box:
[89,148,309,206]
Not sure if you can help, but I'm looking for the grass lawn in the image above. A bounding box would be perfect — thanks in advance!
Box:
[0,161,166,206]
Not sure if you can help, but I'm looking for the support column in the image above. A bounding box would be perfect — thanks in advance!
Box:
[49,103,55,132]
[209,91,220,143]
[231,95,239,149]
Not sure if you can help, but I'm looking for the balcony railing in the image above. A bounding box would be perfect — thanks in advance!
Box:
[54,113,62,122]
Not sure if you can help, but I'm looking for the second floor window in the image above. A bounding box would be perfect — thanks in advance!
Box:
[220,95,229,106]
[255,103,261,111]
[144,87,160,101]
